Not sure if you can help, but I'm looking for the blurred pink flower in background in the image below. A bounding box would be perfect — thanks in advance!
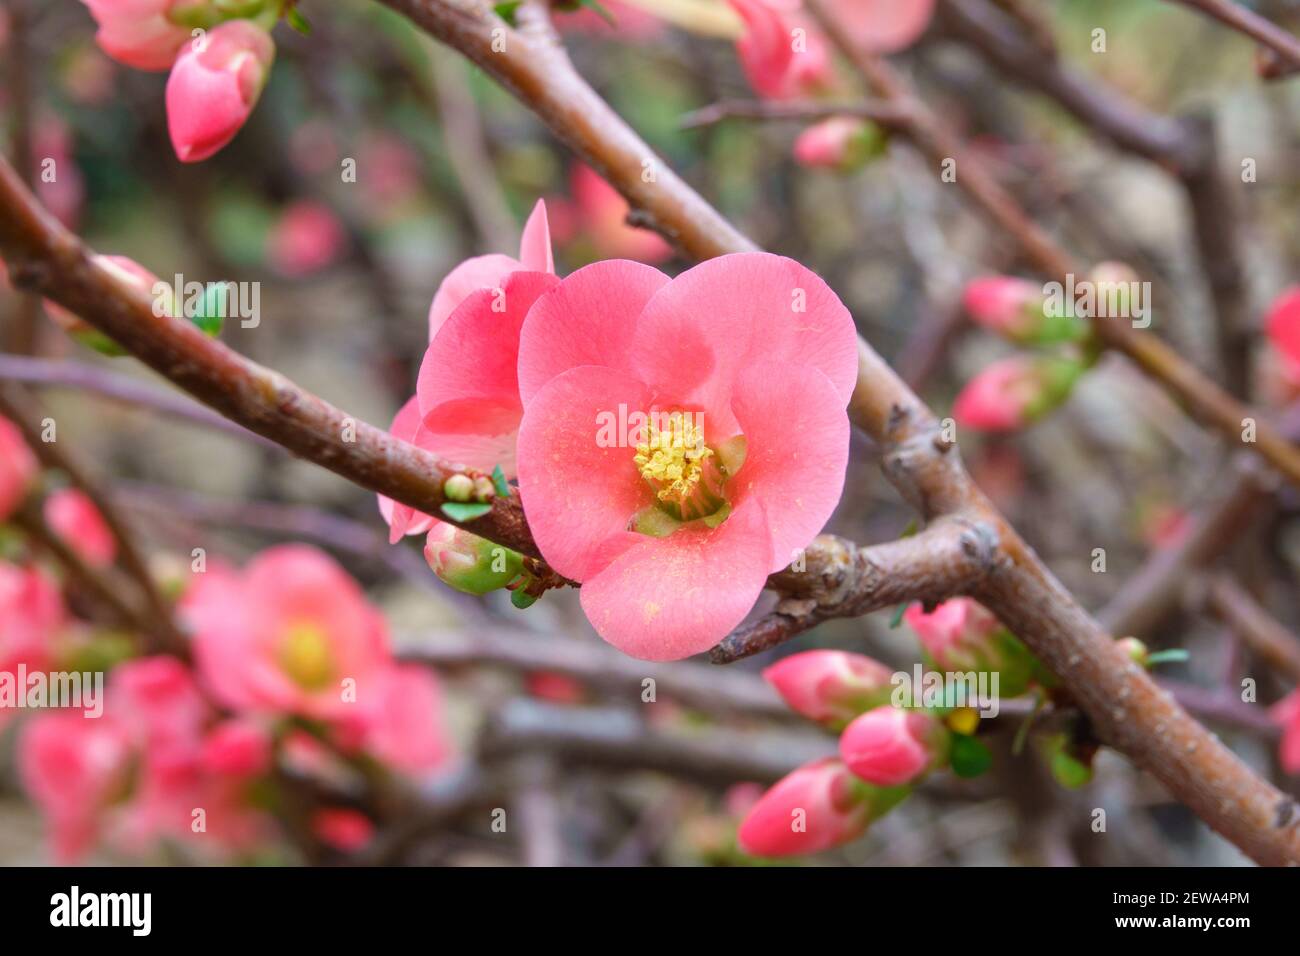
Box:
[356,133,424,212]
[44,488,119,569]
[526,670,587,705]
[550,165,673,263]
[201,718,273,778]
[32,117,86,229]
[962,275,1045,341]
[106,656,210,754]
[79,0,192,71]
[516,252,856,659]
[1264,286,1300,398]
[728,0,833,100]
[166,20,275,162]
[267,200,349,277]
[0,563,62,683]
[185,545,392,721]
[312,808,375,852]
[345,664,454,775]
[1272,690,1300,774]
[823,0,935,54]
[0,414,37,521]
[952,354,1080,432]
[792,117,870,169]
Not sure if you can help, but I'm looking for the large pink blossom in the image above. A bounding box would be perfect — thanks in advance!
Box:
[166,20,275,163]
[184,545,392,721]
[0,413,37,521]
[79,0,193,71]
[515,252,857,660]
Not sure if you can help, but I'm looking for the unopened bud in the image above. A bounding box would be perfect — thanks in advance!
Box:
[762,650,894,728]
[443,474,475,502]
[424,521,522,595]
[839,706,950,787]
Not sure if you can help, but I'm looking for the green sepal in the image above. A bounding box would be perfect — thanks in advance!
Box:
[441,501,493,522]
[949,734,993,778]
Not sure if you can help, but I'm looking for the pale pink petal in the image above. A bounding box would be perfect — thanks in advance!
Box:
[579,499,774,661]
[729,362,849,571]
[426,253,521,341]
[377,397,438,543]
[516,365,656,581]
[518,199,555,275]
[631,253,858,434]
[417,270,559,473]
[517,259,669,404]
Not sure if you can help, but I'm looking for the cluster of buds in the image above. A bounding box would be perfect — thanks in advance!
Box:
[79,1,279,163]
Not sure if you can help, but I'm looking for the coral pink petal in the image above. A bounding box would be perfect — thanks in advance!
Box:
[730,362,849,572]
[579,499,773,661]
[377,397,438,542]
[516,365,656,581]
[632,253,858,434]
[832,0,935,54]
[1265,287,1300,369]
[517,259,670,404]
[518,199,555,275]
[417,270,559,473]
[426,253,521,341]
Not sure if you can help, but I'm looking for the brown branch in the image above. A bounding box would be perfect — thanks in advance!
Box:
[1201,574,1300,685]
[0,382,186,655]
[679,98,914,131]
[1164,0,1300,75]
[710,519,998,663]
[812,0,1300,487]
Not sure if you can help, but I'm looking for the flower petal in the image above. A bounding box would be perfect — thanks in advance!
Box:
[426,253,521,341]
[516,365,656,581]
[377,396,438,542]
[579,498,773,661]
[417,270,559,473]
[730,362,849,572]
[518,199,555,275]
[517,259,669,405]
[631,253,858,427]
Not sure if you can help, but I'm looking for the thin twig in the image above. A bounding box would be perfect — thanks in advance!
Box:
[1164,0,1300,75]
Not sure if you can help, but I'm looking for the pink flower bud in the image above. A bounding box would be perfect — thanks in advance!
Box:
[80,0,194,72]
[311,808,375,852]
[200,718,272,778]
[424,521,523,595]
[839,706,948,786]
[737,757,906,857]
[962,276,1044,340]
[904,598,1038,697]
[1265,287,1300,379]
[792,117,883,171]
[44,488,118,568]
[0,414,37,522]
[268,200,348,277]
[762,650,893,728]
[952,354,1082,432]
[166,20,274,163]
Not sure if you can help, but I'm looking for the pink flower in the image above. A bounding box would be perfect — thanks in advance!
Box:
[44,488,118,568]
[904,598,1037,697]
[18,711,134,862]
[762,650,894,728]
[312,808,375,852]
[0,563,63,699]
[792,117,874,170]
[822,0,935,54]
[166,20,274,163]
[1265,287,1300,381]
[184,545,391,721]
[526,670,586,705]
[839,706,948,786]
[561,164,673,263]
[267,200,348,277]
[201,718,272,778]
[737,757,902,857]
[377,202,557,541]
[0,414,37,521]
[1272,691,1300,774]
[80,0,193,71]
[107,656,210,755]
[952,354,1081,432]
[348,664,454,775]
[515,252,857,660]
[729,0,834,100]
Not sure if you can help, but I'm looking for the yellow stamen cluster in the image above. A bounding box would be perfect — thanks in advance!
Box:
[634,412,713,504]
[279,621,334,691]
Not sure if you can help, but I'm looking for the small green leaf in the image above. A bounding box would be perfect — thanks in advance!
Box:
[286,6,312,34]
[1144,648,1190,667]
[491,464,511,498]
[1050,748,1093,789]
[511,588,538,609]
[493,1,522,25]
[441,501,493,522]
[899,518,919,539]
[889,600,911,630]
[949,734,993,778]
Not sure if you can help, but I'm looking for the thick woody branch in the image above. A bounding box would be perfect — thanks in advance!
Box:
[373,0,1300,864]
[710,518,998,663]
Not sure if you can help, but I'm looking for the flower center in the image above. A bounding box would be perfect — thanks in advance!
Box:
[279,621,335,691]
[633,411,727,524]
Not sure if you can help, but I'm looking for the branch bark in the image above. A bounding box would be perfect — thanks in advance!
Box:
[1164,0,1300,75]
